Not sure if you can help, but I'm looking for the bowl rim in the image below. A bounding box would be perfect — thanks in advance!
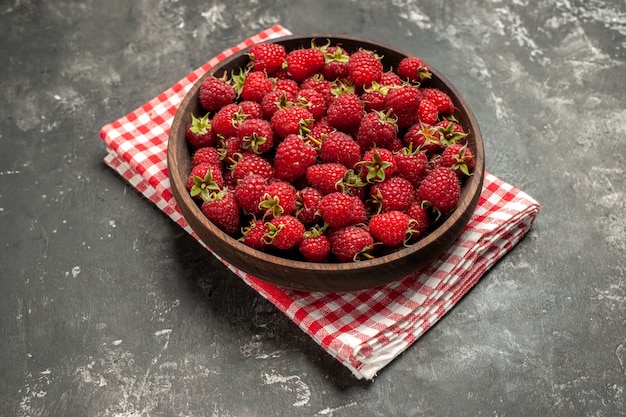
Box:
[167,33,485,289]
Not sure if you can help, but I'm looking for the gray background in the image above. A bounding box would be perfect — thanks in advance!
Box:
[1,1,625,416]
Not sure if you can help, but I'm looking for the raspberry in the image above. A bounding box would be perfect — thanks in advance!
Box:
[198,76,236,112]
[393,147,428,187]
[295,87,327,120]
[234,173,267,217]
[319,131,362,169]
[441,143,475,178]
[317,192,355,228]
[295,187,323,226]
[271,106,314,138]
[185,113,217,149]
[285,47,325,82]
[421,88,454,116]
[261,89,295,119]
[237,118,274,154]
[200,190,240,234]
[348,49,383,89]
[328,225,375,262]
[273,134,317,183]
[240,71,274,103]
[186,163,223,201]
[417,98,439,125]
[231,152,275,182]
[248,42,286,75]
[306,163,348,195]
[298,227,331,263]
[192,146,221,167]
[265,215,305,250]
[325,93,364,133]
[384,85,422,128]
[417,167,461,215]
[369,176,415,213]
[355,110,398,151]
[369,211,412,247]
[240,218,270,251]
[358,147,397,183]
[259,180,297,219]
[397,56,431,83]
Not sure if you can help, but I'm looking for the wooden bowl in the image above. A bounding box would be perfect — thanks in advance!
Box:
[168,34,484,292]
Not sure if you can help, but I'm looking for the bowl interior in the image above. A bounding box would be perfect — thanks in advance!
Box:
[168,34,485,292]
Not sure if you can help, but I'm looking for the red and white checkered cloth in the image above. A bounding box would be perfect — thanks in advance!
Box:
[100,25,540,380]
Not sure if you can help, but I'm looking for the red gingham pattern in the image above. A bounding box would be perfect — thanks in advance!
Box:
[100,25,541,380]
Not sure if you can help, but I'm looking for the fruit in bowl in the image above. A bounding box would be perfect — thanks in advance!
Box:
[168,34,484,292]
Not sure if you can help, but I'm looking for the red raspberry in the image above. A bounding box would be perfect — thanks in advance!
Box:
[298,232,331,263]
[198,76,236,112]
[234,173,267,217]
[218,136,243,165]
[231,152,275,182]
[379,71,403,87]
[405,202,430,236]
[185,113,217,149]
[369,176,414,213]
[369,211,412,247]
[260,89,295,119]
[285,47,325,82]
[421,88,455,116]
[200,190,240,234]
[360,88,386,113]
[237,118,274,154]
[211,103,246,138]
[273,134,318,183]
[328,225,375,262]
[186,162,223,201]
[435,120,468,146]
[240,71,274,103]
[440,143,475,177]
[417,167,461,214]
[397,56,432,83]
[308,117,335,145]
[239,100,263,119]
[355,110,398,151]
[317,192,355,228]
[270,106,314,138]
[417,97,439,125]
[320,131,362,169]
[403,122,443,154]
[295,187,323,226]
[393,147,428,187]
[259,180,297,219]
[248,42,286,75]
[384,85,422,128]
[321,45,350,80]
[296,87,327,120]
[240,218,270,251]
[325,93,364,134]
[265,215,306,250]
[305,163,348,195]
[349,194,369,224]
[301,75,334,106]
[192,146,221,167]
[347,49,383,89]
[274,78,300,96]
[358,148,397,183]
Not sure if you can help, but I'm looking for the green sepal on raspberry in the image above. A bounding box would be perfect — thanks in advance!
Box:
[190,169,222,201]
[357,148,396,183]
[189,112,211,135]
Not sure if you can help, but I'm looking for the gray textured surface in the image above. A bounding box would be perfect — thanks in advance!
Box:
[1,1,625,416]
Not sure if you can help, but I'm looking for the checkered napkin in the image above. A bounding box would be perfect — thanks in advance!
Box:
[100,25,540,380]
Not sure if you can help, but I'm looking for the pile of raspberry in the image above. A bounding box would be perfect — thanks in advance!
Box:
[184,40,475,263]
